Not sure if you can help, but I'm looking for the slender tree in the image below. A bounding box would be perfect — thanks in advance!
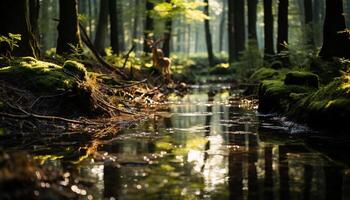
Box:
[234,0,246,59]
[144,0,154,53]
[264,0,275,60]
[228,0,236,63]
[0,0,40,58]
[248,0,258,42]
[277,0,289,54]
[162,0,172,57]
[117,1,125,52]
[319,0,350,59]
[57,0,82,55]
[109,0,120,55]
[204,0,215,67]
[304,0,315,47]
[219,0,227,52]
[94,0,109,55]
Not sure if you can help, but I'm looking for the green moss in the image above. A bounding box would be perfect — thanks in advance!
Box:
[289,74,350,132]
[258,80,315,113]
[0,57,76,93]
[63,60,87,80]
[249,68,279,82]
[284,71,319,89]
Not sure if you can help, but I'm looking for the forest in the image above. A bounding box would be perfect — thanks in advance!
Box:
[1,0,350,199]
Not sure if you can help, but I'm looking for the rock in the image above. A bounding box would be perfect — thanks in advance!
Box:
[284,71,319,89]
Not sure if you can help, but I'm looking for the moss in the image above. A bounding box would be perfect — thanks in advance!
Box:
[258,80,315,113]
[63,60,87,80]
[288,74,350,132]
[249,68,279,82]
[0,57,76,93]
[284,71,319,89]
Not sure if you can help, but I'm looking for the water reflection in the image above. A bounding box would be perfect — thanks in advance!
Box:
[27,84,350,199]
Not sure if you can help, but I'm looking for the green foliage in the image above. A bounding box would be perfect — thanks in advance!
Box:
[249,68,280,82]
[151,0,209,22]
[0,33,22,56]
[284,71,319,89]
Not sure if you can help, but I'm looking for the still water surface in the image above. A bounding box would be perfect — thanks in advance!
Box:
[45,84,350,199]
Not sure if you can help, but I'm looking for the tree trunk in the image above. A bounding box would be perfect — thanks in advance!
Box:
[143,0,154,53]
[163,18,172,57]
[264,0,275,60]
[248,0,258,42]
[132,0,141,51]
[234,0,246,59]
[219,0,227,52]
[228,0,236,63]
[117,1,125,52]
[40,0,50,50]
[277,0,289,53]
[304,0,315,47]
[204,0,215,67]
[319,0,350,59]
[57,0,82,55]
[94,0,109,55]
[0,0,40,58]
[109,0,120,55]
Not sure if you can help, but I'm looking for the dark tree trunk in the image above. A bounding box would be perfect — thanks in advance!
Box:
[117,1,125,52]
[109,0,120,55]
[40,0,50,50]
[29,0,40,41]
[0,0,40,58]
[57,0,82,55]
[264,0,275,60]
[132,0,140,50]
[94,0,109,55]
[234,0,246,58]
[219,0,226,52]
[277,0,289,53]
[144,0,154,53]
[319,0,350,59]
[163,18,172,57]
[304,0,315,46]
[248,0,258,42]
[228,0,236,63]
[204,0,215,67]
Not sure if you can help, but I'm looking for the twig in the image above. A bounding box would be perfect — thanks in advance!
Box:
[122,45,136,69]
[30,91,69,109]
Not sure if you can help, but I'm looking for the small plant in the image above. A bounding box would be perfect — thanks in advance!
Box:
[0,33,21,57]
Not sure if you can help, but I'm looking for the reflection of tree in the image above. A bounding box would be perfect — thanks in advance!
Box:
[325,166,343,200]
[264,146,274,200]
[104,162,122,199]
[248,134,258,200]
[303,164,312,200]
[279,145,290,200]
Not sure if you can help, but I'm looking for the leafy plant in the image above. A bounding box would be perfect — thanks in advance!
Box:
[0,33,22,56]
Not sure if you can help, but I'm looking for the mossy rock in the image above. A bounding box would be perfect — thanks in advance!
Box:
[284,71,319,89]
[249,67,280,82]
[289,74,350,132]
[258,80,314,114]
[63,60,88,80]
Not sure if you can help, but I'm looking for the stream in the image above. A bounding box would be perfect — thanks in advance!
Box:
[3,83,350,200]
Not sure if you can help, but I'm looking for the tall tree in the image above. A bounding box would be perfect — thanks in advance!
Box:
[117,1,125,52]
[248,0,258,42]
[162,0,172,58]
[109,0,120,55]
[319,0,350,59]
[94,0,109,55]
[228,0,236,63]
[277,0,289,54]
[264,0,275,60]
[204,0,215,67]
[304,0,315,47]
[57,0,82,55]
[234,0,246,59]
[0,0,40,58]
[219,0,227,52]
[144,0,154,53]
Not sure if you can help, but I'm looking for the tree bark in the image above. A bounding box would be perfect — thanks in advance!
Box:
[219,0,227,52]
[57,0,82,55]
[94,0,109,55]
[228,0,236,63]
[117,1,125,52]
[109,0,120,55]
[143,0,154,53]
[163,18,172,57]
[248,0,258,42]
[304,0,315,47]
[0,0,40,58]
[277,0,289,53]
[264,0,275,60]
[319,0,350,59]
[204,0,215,67]
[234,0,246,59]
